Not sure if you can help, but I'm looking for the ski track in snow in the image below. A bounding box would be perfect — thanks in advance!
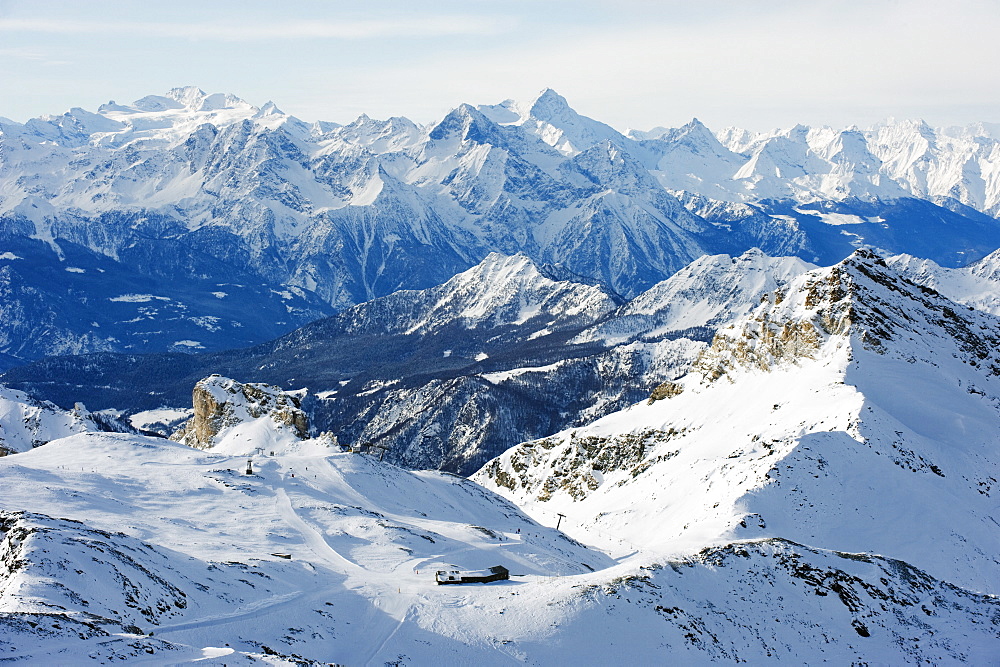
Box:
[153,589,310,636]
[274,486,361,575]
[91,446,581,663]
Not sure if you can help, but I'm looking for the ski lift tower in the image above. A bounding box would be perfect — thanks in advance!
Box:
[246,459,253,475]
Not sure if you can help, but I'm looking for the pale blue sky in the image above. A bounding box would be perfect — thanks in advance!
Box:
[1,0,996,132]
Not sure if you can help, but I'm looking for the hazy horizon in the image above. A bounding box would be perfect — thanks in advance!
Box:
[1,0,997,132]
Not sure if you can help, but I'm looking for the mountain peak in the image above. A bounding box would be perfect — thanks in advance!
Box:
[427,103,500,144]
[528,88,572,120]
[379,252,620,336]
[512,88,627,156]
[695,247,1000,384]
[152,87,253,113]
[165,86,208,107]
[170,375,310,454]
[478,251,1000,596]
[256,101,284,116]
[967,246,1000,282]
[574,250,815,346]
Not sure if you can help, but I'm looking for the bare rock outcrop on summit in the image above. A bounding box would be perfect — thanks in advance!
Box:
[477,249,1000,593]
[171,375,308,450]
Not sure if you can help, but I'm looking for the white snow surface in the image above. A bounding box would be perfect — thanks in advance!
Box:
[10,85,991,222]
[3,249,1000,662]
[681,119,1000,212]
[329,252,619,337]
[0,386,101,455]
[5,87,1000,311]
[888,249,1000,315]
[574,247,815,344]
[0,432,625,664]
[478,250,1000,597]
[109,294,171,303]
[3,424,998,664]
[481,360,566,384]
[129,407,192,434]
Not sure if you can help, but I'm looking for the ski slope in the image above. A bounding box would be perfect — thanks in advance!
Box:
[2,424,998,664]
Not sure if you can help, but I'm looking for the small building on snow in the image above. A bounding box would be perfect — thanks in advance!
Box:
[435,565,509,585]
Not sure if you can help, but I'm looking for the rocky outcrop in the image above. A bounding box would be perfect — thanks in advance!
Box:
[476,248,1000,592]
[480,428,687,502]
[693,252,866,382]
[171,375,308,449]
[694,249,1000,384]
[647,381,684,404]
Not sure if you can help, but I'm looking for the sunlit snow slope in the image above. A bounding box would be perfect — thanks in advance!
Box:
[0,386,105,456]
[2,427,998,664]
[478,250,1000,596]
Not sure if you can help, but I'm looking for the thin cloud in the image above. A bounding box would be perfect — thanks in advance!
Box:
[0,16,511,41]
[0,46,46,59]
[0,46,69,66]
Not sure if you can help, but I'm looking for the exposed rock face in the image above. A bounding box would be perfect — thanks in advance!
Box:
[694,248,1000,384]
[692,250,889,382]
[171,375,308,449]
[647,381,684,404]
[481,428,687,502]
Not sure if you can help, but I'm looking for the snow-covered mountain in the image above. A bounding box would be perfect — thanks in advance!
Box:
[0,431,611,663]
[2,250,827,473]
[170,375,313,454]
[686,119,1000,214]
[477,250,1000,596]
[573,247,815,345]
[887,247,1000,315]
[287,250,623,338]
[2,420,997,663]
[0,386,103,456]
[3,86,1000,364]
[3,245,1000,661]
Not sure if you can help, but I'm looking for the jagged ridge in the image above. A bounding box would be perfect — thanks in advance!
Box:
[477,250,1000,593]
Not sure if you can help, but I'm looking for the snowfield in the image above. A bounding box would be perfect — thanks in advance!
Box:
[2,431,998,664]
[0,433,614,664]
[480,252,1000,591]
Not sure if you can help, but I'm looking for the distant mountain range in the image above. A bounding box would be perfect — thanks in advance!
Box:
[3,87,1000,366]
[2,250,816,472]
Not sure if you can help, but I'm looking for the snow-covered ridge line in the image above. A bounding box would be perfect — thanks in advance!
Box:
[0,386,113,455]
[6,245,999,477]
[10,85,1000,215]
[477,249,1000,594]
[2,244,1000,660]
